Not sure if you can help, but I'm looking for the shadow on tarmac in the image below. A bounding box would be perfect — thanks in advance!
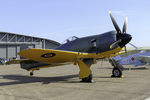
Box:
[0,74,79,86]
[123,67,148,70]
[99,67,148,70]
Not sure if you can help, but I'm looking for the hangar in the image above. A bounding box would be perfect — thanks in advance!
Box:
[0,31,60,59]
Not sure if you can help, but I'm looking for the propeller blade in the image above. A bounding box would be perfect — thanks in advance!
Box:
[122,17,128,33]
[128,43,138,50]
[124,46,128,56]
[109,11,121,34]
[110,39,121,49]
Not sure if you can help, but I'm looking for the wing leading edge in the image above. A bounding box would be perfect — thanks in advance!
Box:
[18,47,122,64]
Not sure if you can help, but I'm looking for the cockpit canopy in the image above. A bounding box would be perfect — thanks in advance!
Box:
[61,36,78,44]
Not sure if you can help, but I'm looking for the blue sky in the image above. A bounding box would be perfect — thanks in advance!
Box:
[0,0,149,47]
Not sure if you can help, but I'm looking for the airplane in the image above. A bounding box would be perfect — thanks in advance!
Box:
[112,49,150,67]
[6,12,132,82]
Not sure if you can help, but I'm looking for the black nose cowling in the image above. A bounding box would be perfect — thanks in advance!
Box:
[117,33,132,48]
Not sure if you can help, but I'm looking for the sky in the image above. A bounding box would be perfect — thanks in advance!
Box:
[0,0,149,47]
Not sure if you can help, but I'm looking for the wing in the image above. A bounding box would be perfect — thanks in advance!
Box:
[18,49,80,64]
[18,48,122,64]
[7,48,122,72]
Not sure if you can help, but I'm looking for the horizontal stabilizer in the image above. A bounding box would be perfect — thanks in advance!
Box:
[6,59,29,64]
[6,59,65,71]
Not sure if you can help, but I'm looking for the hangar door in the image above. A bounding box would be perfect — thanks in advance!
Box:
[8,46,16,58]
[0,45,6,58]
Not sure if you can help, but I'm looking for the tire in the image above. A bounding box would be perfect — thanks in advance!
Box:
[81,73,93,82]
[30,72,33,76]
[112,67,122,77]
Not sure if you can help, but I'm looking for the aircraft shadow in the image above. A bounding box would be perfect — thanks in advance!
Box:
[123,67,148,70]
[98,67,148,70]
[0,74,78,86]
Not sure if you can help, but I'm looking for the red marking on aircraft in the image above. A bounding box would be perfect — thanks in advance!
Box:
[131,57,135,61]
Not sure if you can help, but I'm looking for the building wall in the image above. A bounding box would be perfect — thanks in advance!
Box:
[45,40,59,49]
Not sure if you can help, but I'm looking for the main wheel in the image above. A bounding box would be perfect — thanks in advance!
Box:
[112,67,122,77]
[30,71,34,76]
[81,73,93,83]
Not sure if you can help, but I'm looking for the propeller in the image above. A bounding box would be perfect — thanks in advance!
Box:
[109,11,121,34]
[122,16,128,54]
[124,43,138,56]
[109,11,128,34]
[110,39,121,49]
[128,43,138,50]
[124,46,128,55]
[123,17,128,33]
[109,11,131,55]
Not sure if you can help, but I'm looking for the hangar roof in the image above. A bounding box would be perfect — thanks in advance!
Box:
[0,31,60,46]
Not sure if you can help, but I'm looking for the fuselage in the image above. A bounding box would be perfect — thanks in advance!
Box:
[113,50,150,67]
[56,31,131,54]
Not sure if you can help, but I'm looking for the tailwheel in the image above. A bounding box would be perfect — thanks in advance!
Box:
[30,71,34,76]
[111,67,122,78]
[81,73,93,83]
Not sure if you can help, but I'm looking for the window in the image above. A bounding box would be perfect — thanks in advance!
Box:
[91,39,96,48]
[61,36,78,44]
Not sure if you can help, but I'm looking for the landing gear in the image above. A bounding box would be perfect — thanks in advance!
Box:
[111,67,122,77]
[109,58,124,78]
[30,71,34,76]
[81,73,93,83]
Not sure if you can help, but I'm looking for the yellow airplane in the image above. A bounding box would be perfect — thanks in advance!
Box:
[7,12,132,82]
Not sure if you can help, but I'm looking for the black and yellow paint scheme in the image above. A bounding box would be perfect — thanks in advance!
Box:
[7,12,132,82]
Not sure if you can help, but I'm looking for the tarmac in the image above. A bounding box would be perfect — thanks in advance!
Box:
[0,61,150,100]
